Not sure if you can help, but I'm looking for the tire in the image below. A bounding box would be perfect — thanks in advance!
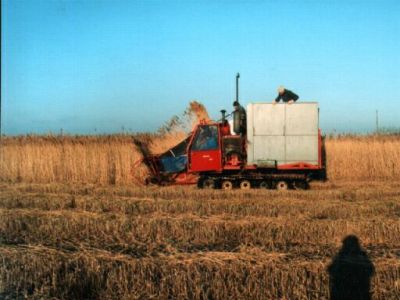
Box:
[275,180,289,191]
[221,180,233,190]
[202,178,215,189]
[293,180,309,190]
[240,180,251,190]
[259,181,270,189]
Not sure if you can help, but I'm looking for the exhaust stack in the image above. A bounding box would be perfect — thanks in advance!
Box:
[236,73,240,103]
[220,109,226,122]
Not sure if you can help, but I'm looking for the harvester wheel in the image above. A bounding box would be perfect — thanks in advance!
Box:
[275,180,289,191]
[293,180,309,190]
[259,181,270,189]
[240,180,251,190]
[202,178,215,189]
[221,180,233,190]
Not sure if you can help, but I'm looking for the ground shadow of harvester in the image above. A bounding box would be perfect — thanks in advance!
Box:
[328,235,375,300]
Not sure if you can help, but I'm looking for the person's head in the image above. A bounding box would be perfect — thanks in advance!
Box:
[341,235,362,254]
[233,101,240,110]
[278,86,285,95]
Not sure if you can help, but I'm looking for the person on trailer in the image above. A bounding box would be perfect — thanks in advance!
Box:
[233,101,247,135]
[273,86,299,104]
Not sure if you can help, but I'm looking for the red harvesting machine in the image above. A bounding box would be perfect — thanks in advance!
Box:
[135,74,326,190]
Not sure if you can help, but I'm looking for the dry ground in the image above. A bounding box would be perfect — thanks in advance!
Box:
[1,180,399,299]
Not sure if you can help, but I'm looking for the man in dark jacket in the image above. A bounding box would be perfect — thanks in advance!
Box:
[233,101,246,135]
[274,86,299,104]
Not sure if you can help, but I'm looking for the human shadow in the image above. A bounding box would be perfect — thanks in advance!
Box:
[328,235,375,300]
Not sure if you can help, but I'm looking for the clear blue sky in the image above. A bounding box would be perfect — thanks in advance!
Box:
[2,0,399,134]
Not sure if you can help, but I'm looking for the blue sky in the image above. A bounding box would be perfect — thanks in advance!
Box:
[2,0,399,134]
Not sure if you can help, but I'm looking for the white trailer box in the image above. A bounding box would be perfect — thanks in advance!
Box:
[246,102,319,166]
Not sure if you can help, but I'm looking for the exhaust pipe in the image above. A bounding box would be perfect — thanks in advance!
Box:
[220,109,226,122]
[236,73,240,103]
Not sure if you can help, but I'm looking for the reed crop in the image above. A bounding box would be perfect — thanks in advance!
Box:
[325,135,400,180]
[1,134,400,185]
[0,133,184,185]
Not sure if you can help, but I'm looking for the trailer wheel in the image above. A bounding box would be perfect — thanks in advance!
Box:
[275,180,289,191]
[202,178,215,189]
[259,181,270,189]
[221,180,233,190]
[240,180,251,190]
[293,180,309,190]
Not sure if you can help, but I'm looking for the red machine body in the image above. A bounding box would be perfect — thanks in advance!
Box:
[187,121,325,172]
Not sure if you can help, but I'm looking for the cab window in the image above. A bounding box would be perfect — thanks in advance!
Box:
[192,125,218,151]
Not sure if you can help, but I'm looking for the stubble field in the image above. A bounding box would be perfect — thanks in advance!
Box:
[1,134,400,299]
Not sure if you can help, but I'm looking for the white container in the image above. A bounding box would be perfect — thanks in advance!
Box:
[246,102,319,166]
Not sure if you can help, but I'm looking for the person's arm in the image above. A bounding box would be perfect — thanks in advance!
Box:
[274,94,281,103]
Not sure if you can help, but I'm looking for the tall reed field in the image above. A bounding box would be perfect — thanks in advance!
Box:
[326,134,400,180]
[0,100,209,185]
[0,133,184,185]
[1,134,400,184]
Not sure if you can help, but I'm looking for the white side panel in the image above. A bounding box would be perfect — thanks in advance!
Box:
[253,136,285,163]
[252,104,285,135]
[285,136,319,163]
[286,103,319,135]
[246,102,319,165]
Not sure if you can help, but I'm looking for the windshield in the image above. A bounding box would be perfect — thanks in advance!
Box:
[192,125,219,151]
